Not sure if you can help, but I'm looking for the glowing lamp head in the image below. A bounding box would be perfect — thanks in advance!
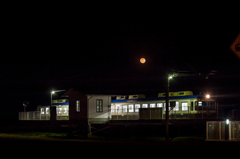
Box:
[226,119,229,124]
[206,94,210,98]
[140,58,146,64]
[51,91,55,94]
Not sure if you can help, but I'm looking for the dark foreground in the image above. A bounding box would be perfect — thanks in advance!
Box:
[0,134,239,157]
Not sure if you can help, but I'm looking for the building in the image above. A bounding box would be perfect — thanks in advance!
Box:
[19,88,112,124]
[19,89,219,123]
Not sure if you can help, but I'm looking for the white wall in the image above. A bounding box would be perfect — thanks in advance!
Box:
[88,95,111,119]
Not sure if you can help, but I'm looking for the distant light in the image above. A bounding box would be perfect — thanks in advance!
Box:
[51,91,55,94]
[140,58,146,64]
[169,76,173,79]
[226,119,229,124]
[206,94,210,98]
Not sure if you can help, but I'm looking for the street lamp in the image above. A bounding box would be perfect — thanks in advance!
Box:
[50,90,65,121]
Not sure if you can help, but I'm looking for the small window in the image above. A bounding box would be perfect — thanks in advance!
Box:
[41,108,45,114]
[157,103,163,108]
[58,107,62,114]
[182,102,188,111]
[76,100,80,112]
[164,103,170,111]
[122,105,127,112]
[135,104,140,112]
[46,108,49,114]
[142,104,148,108]
[111,106,114,113]
[129,105,134,112]
[116,105,121,112]
[150,103,156,108]
[198,101,202,106]
[96,99,103,112]
[173,102,179,111]
[63,107,68,114]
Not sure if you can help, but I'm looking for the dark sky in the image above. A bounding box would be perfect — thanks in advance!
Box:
[1,5,240,120]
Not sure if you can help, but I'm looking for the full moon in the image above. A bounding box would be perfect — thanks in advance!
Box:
[140,58,146,64]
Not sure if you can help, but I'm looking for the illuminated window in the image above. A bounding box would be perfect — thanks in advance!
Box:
[41,108,45,114]
[122,105,127,112]
[173,102,179,111]
[135,104,140,112]
[182,102,188,111]
[142,104,148,108]
[116,105,121,112]
[96,99,103,112]
[164,103,170,111]
[63,107,67,114]
[111,106,114,112]
[76,100,80,112]
[150,103,156,108]
[129,105,134,112]
[157,103,163,108]
[198,101,202,106]
[58,107,62,114]
[46,108,49,114]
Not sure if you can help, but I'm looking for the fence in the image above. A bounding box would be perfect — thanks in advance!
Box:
[206,121,240,141]
[19,111,50,120]
[19,111,69,120]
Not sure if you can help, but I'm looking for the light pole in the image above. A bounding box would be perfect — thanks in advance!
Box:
[165,73,175,141]
[50,90,66,121]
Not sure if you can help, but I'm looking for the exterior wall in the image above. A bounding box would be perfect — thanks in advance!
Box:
[88,95,111,122]
[68,90,88,122]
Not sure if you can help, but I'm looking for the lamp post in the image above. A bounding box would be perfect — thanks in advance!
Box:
[50,90,65,122]
[165,74,173,141]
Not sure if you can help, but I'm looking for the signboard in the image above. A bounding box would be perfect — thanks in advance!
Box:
[230,32,240,59]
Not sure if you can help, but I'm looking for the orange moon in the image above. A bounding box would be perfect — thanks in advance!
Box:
[140,58,146,64]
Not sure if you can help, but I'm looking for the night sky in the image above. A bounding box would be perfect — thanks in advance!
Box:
[1,5,240,121]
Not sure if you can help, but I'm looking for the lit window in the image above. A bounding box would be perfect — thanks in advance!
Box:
[63,107,67,114]
[58,107,62,114]
[122,105,127,112]
[96,99,103,112]
[157,103,163,108]
[116,105,121,112]
[150,103,156,108]
[135,104,140,112]
[41,108,45,114]
[173,102,179,111]
[198,101,202,106]
[129,105,134,112]
[111,106,114,112]
[164,103,170,111]
[142,104,148,108]
[46,108,49,114]
[76,100,80,112]
[182,102,188,111]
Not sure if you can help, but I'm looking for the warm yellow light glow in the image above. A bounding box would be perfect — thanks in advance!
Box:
[140,58,146,64]
[206,94,210,98]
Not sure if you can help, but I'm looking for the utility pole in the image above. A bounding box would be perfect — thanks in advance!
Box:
[165,72,170,141]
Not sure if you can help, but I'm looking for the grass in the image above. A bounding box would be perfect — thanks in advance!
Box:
[0,131,205,145]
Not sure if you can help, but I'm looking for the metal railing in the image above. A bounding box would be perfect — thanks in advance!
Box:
[206,121,240,141]
[19,111,69,120]
[19,111,50,120]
